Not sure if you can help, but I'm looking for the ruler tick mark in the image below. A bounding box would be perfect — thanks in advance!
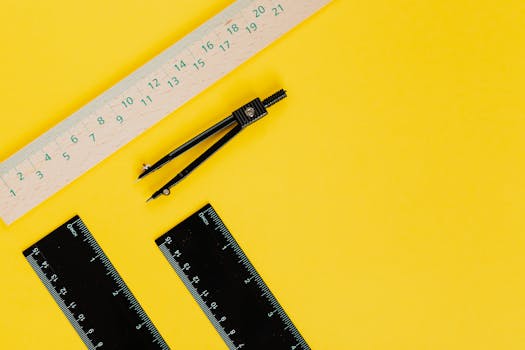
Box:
[156,203,310,349]
[23,216,169,349]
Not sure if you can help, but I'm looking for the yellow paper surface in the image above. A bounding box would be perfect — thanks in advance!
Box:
[1,1,525,349]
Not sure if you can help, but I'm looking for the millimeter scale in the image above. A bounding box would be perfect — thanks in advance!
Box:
[0,0,331,224]
[23,216,169,349]
[157,204,310,349]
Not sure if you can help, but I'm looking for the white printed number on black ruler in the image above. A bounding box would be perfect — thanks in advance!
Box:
[23,216,169,350]
[156,204,309,350]
[0,0,331,224]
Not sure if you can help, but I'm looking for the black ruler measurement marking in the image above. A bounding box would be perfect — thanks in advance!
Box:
[23,216,169,350]
[156,204,310,350]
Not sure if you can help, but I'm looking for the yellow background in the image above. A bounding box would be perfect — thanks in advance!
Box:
[1,0,525,348]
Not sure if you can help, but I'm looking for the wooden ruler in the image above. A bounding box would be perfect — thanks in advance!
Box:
[0,0,330,224]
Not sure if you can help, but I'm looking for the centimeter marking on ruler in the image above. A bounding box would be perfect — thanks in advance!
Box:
[26,254,99,348]
[158,244,238,349]
[0,0,330,224]
[205,209,306,348]
[23,216,169,349]
[156,204,309,349]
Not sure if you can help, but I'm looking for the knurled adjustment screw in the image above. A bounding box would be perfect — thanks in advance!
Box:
[244,107,256,118]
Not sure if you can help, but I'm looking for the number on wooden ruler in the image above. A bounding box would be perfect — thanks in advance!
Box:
[0,0,331,224]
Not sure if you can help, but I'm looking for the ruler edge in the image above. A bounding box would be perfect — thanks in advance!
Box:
[156,203,310,349]
[25,253,98,349]
[22,216,97,349]
[206,204,310,349]
[206,205,309,349]
[23,215,170,350]
[158,244,238,350]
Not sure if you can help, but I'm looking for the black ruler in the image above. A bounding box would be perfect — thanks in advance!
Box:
[23,216,169,350]
[156,204,310,350]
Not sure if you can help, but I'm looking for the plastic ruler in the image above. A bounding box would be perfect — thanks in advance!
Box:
[23,216,169,349]
[0,0,330,224]
[157,204,309,349]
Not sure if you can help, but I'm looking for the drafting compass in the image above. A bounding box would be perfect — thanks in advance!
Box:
[139,89,287,201]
